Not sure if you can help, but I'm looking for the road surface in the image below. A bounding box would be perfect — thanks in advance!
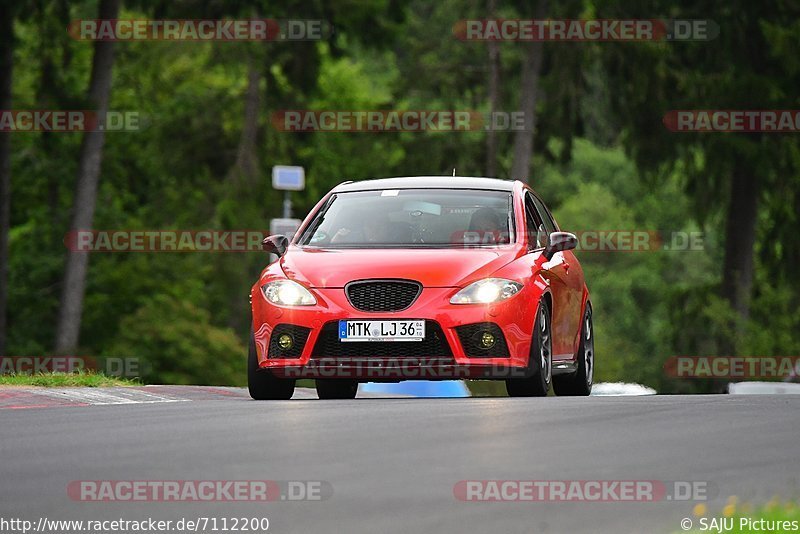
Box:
[1,388,798,533]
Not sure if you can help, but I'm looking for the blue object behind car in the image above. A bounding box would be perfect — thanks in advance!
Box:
[359,380,470,398]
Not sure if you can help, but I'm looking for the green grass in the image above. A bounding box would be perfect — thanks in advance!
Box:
[686,498,800,533]
[0,371,139,387]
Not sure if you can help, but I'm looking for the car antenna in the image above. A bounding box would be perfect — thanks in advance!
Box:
[452,168,456,176]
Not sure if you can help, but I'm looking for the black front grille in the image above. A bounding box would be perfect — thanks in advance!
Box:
[311,321,452,358]
[268,324,312,359]
[455,322,510,358]
[346,280,422,312]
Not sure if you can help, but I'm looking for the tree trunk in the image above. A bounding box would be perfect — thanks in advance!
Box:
[0,6,13,356]
[510,0,547,183]
[485,0,500,177]
[54,0,120,353]
[720,165,758,349]
[227,55,262,186]
[224,52,264,332]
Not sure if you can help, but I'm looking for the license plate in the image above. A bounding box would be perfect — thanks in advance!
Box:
[338,320,425,342]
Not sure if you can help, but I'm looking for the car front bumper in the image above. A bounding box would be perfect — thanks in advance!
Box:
[251,285,541,381]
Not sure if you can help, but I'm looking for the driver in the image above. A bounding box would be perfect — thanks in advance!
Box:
[467,207,506,244]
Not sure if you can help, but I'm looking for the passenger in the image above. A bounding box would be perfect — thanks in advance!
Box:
[331,211,394,244]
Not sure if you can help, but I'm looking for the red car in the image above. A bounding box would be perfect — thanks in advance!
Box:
[249,177,593,399]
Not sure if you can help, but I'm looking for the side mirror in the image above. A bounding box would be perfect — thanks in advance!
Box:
[262,234,289,256]
[543,231,577,261]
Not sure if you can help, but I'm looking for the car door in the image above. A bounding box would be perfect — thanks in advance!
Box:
[522,191,568,360]
[530,192,584,360]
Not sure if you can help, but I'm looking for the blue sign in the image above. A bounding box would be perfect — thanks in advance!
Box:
[272,165,305,191]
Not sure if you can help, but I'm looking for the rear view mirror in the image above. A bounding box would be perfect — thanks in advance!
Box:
[543,231,577,260]
[262,235,289,256]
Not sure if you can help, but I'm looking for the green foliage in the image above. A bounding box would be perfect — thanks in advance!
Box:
[5,0,800,395]
[541,140,715,389]
[104,295,245,386]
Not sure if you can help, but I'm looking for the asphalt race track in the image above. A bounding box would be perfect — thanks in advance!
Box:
[1,388,799,534]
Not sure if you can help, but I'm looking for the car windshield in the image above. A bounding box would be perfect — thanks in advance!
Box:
[297,188,514,248]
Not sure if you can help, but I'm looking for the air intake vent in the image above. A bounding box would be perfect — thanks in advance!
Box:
[345,280,422,312]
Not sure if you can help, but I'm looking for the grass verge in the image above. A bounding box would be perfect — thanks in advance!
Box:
[0,371,139,387]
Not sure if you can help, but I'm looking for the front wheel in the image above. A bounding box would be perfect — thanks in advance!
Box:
[316,380,358,399]
[506,300,552,397]
[248,332,296,400]
[553,304,594,396]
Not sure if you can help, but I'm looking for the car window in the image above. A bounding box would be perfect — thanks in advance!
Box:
[531,193,558,234]
[297,188,514,248]
[524,192,547,249]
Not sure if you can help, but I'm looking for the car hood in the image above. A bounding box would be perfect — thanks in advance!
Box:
[280,246,522,288]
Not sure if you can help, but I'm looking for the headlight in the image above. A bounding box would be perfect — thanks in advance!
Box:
[261,280,317,306]
[450,278,523,304]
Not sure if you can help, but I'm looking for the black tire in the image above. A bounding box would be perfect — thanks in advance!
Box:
[248,332,295,400]
[553,304,594,396]
[315,380,358,399]
[506,300,552,397]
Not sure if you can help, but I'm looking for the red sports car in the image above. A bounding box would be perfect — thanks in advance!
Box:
[249,177,593,399]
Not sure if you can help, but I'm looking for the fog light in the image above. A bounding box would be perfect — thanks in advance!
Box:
[479,332,496,349]
[277,334,294,350]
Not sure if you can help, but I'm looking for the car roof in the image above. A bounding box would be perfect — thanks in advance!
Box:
[331,176,517,193]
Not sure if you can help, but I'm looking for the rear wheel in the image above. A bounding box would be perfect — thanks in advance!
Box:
[506,300,552,397]
[553,304,594,396]
[248,332,296,400]
[316,380,359,399]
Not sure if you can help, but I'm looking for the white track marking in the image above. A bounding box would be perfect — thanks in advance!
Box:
[29,387,187,405]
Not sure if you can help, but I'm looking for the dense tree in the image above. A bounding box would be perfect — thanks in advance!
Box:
[597,0,800,354]
[2,0,798,392]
